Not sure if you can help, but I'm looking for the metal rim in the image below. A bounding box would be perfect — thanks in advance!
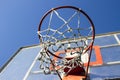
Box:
[38,6,95,59]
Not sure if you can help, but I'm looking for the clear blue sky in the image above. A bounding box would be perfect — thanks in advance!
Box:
[0,0,120,67]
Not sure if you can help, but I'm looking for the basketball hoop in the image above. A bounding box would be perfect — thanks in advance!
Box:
[38,6,95,80]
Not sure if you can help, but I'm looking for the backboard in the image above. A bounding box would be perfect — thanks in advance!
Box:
[0,31,120,80]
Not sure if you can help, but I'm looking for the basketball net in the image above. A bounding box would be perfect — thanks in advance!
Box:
[37,6,95,80]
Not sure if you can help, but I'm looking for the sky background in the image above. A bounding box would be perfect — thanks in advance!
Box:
[0,0,120,68]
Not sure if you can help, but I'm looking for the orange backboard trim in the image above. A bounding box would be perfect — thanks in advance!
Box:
[87,46,103,66]
[53,46,103,66]
[52,46,103,80]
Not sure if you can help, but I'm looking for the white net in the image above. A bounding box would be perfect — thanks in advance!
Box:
[37,8,93,58]
[37,6,95,79]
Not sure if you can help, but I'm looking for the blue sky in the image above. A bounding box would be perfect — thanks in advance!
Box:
[0,0,120,67]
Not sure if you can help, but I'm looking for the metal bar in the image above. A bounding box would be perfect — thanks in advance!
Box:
[91,61,120,67]
[100,44,120,48]
[31,70,56,74]
[106,61,120,65]
[23,51,40,80]
[114,34,120,45]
